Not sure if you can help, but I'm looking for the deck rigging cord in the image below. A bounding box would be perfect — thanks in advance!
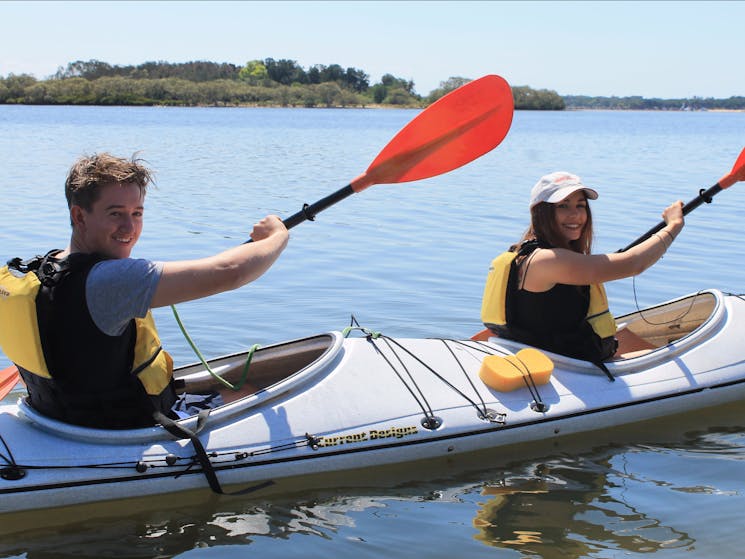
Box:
[343,318,505,426]
[0,433,24,481]
[439,339,491,417]
[170,304,259,391]
[630,279,704,328]
[503,354,547,412]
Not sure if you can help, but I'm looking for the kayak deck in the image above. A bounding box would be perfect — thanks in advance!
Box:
[1,289,744,515]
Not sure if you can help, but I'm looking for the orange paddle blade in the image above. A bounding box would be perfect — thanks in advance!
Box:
[0,365,21,400]
[719,146,745,189]
[471,328,493,341]
[351,75,514,192]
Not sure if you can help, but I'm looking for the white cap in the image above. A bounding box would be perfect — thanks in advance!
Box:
[529,171,598,209]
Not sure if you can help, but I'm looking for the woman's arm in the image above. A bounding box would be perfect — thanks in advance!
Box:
[150,215,289,308]
[524,201,684,290]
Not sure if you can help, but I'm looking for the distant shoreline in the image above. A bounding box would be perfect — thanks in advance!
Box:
[3,103,745,112]
[566,107,745,113]
[4,59,743,111]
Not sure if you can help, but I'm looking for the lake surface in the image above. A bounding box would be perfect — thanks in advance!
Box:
[1,104,744,558]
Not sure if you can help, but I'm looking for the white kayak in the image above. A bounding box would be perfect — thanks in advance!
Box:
[1,288,745,515]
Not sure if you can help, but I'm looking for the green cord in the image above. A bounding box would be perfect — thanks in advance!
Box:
[170,304,259,391]
[171,307,379,390]
[342,326,381,339]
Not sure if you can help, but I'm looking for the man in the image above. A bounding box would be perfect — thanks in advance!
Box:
[0,153,288,429]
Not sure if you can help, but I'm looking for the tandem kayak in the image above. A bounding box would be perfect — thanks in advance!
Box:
[1,288,745,514]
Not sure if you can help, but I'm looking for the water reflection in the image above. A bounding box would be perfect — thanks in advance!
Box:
[1,493,385,559]
[3,419,744,559]
[471,423,745,557]
[471,455,693,557]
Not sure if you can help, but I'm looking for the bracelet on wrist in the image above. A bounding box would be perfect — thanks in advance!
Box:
[652,232,669,250]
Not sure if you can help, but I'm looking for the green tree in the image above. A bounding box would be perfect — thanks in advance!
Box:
[370,83,387,104]
[319,64,344,83]
[427,76,471,102]
[239,60,269,83]
[370,73,419,105]
[380,73,415,94]
[343,67,369,92]
[2,74,37,100]
[317,82,343,107]
[263,58,307,85]
[307,65,322,84]
[512,86,565,110]
[54,59,114,80]
[385,87,414,105]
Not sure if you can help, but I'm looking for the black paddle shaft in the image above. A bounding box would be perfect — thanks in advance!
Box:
[244,184,355,243]
[618,182,723,252]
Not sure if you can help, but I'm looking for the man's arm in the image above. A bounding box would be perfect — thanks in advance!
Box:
[150,215,288,308]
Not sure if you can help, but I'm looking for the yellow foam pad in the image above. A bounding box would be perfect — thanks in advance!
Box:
[478,349,553,392]
[514,348,554,377]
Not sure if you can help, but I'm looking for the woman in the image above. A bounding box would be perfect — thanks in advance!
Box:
[481,171,684,364]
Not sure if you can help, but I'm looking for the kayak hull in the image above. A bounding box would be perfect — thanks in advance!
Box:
[1,289,744,514]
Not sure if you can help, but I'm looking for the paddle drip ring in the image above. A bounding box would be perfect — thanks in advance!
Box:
[301,203,316,221]
[699,188,714,203]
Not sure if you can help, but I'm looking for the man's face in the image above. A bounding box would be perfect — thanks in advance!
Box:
[72,182,144,259]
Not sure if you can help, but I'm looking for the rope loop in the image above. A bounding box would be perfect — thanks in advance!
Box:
[170,304,260,391]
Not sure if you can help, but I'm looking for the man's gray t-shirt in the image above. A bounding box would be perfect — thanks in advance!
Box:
[85,259,164,336]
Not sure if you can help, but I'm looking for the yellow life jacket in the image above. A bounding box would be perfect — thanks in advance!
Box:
[0,256,173,397]
[480,247,617,341]
[0,264,49,377]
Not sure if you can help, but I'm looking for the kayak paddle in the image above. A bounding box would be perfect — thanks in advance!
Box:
[620,146,745,252]
[247,74,514,240]
[2,77,514,399]
[0,364,20,400]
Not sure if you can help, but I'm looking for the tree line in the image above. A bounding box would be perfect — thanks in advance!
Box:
[0,59,567,109]
[564,94,745,111]
[1,59,742,110]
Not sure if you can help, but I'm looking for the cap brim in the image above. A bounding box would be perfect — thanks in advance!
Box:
[545,185,598,204]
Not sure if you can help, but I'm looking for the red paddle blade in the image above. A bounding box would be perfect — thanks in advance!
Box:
[719,146,745,189]
[0,365,21,400]
[471,328,492,341]
[351,74,514,192]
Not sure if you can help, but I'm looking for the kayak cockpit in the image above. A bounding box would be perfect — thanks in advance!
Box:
[15,332,345,443]
[615,290,718,349]
[176,332,341,403]
[487,290,726,374]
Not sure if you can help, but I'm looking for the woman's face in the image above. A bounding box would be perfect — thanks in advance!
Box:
[553,190,588,243]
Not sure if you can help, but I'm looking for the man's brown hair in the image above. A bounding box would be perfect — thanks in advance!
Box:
[65,153,154,211]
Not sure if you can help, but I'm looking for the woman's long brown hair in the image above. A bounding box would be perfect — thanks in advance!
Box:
[513,198,594,254]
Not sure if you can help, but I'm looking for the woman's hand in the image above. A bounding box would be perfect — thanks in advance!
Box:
[661,200,685,241]
[249,215,288,243]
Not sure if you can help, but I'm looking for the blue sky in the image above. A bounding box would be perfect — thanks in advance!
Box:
[2,0,743,98]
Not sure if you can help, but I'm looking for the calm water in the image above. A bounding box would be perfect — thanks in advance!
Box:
[1,104,745,557]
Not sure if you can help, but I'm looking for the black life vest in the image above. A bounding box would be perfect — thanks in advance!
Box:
[481,240,618,363]
[0,250,176,429]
